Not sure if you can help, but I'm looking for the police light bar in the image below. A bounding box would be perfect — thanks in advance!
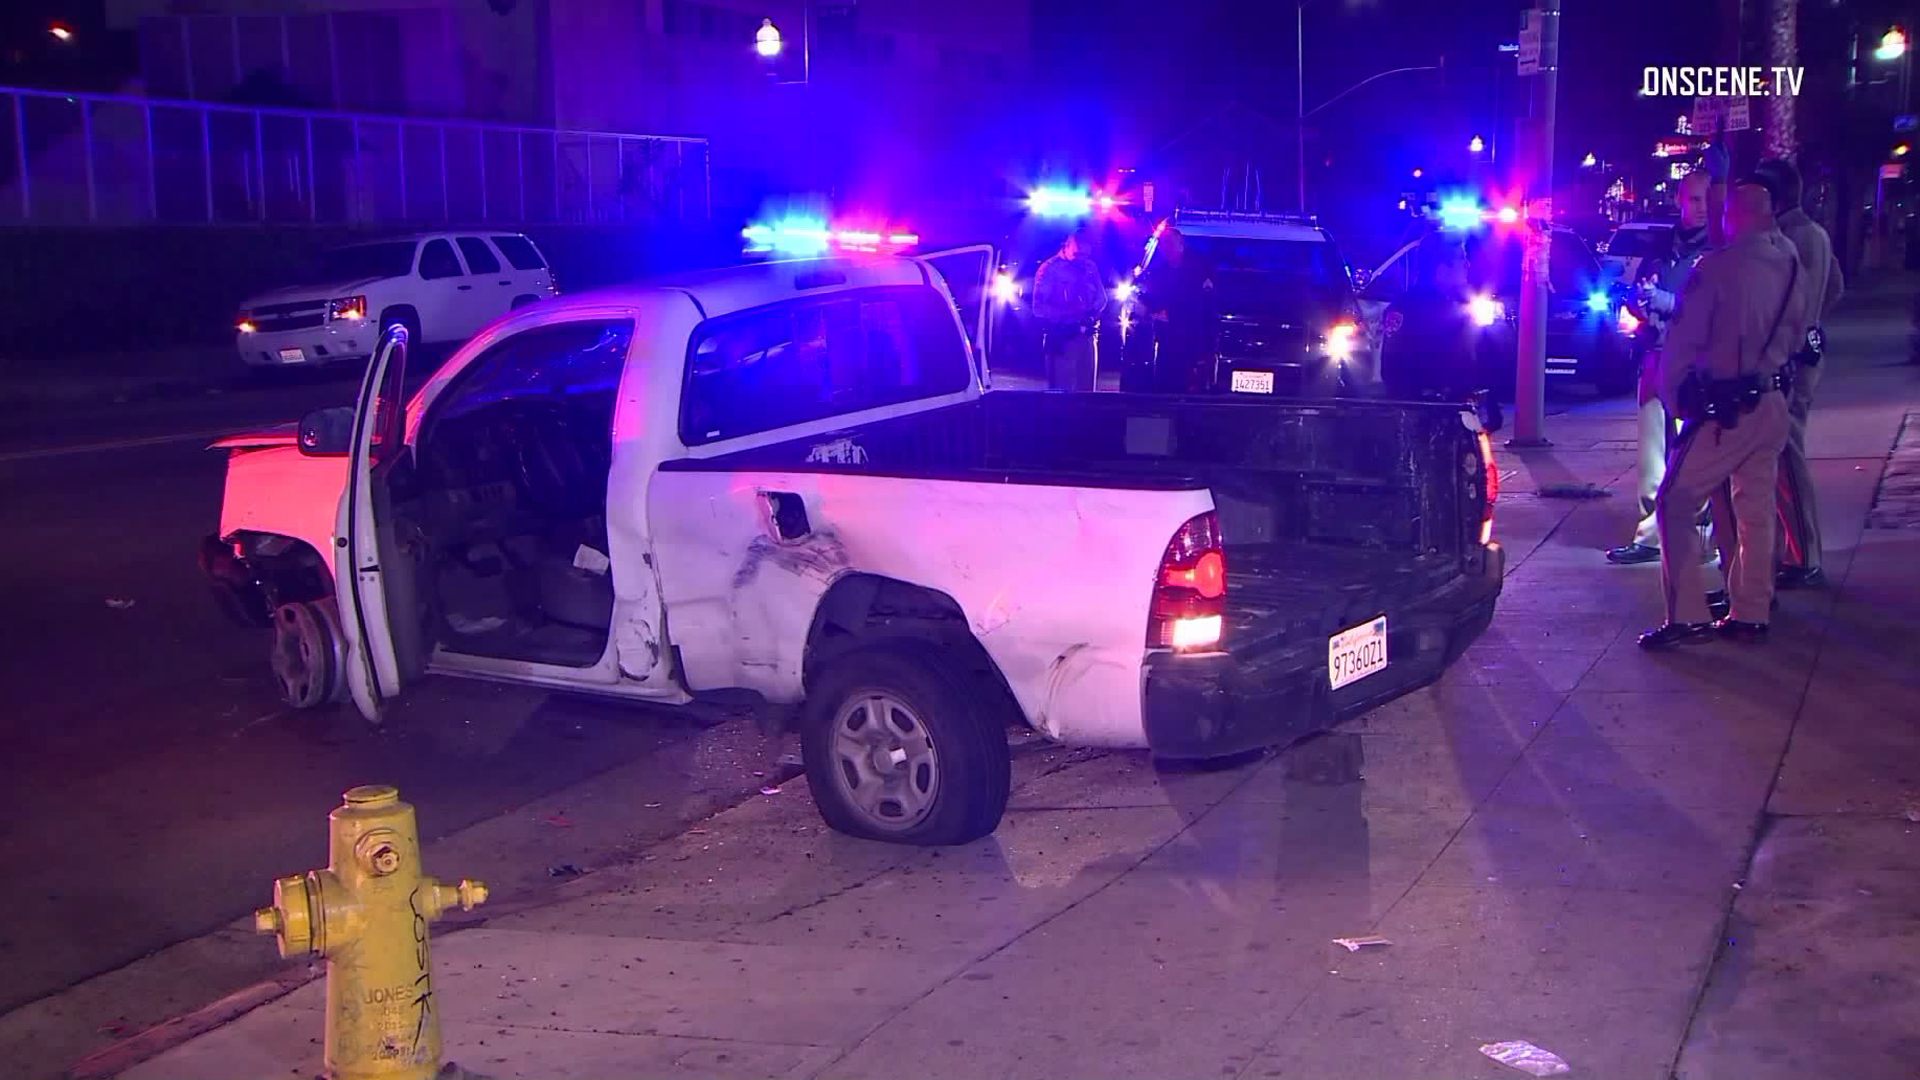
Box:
[1172,208,1319,227]
[743,218,918,256]
[1026,186,1126,218]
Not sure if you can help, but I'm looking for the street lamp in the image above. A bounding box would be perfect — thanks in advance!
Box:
[754,18,782,58]
[1582,151,1598,167]
[1877,27,1908,62]
[754,12,810,83]
[1295,0,1441,211]
[1469,135,1486,153]
[48,23,75,42]
[1898,144,1912,157]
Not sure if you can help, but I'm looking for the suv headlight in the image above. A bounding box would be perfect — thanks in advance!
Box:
[327,296,367,321]
[235,314,256,334]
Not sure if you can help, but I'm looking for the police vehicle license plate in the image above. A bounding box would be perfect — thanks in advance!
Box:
[278,348,305,363]
[1230,370,1275,394]
[1328,616,1388,690]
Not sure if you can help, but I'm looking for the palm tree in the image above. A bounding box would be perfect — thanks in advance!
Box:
[1765,0,1799,161]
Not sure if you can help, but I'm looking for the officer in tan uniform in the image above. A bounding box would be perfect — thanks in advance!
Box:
[1640,181,1814,649]
[1752,158,1844,588]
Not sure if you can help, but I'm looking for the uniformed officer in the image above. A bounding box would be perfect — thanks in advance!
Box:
[1607,169,1716,565]
[1031,226,1107,391]
[1640,181,1814,649]
[1751,158,1844,589]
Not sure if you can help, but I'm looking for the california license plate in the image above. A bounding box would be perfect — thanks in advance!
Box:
[1328,616,1389,690]
[278,347,305,363]
[1230,369,1275,394]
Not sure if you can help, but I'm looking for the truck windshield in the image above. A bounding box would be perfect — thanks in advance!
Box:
[312,242,417,283]
[1182,236,1345,304]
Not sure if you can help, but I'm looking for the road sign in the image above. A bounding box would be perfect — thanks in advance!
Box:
[1725,95,1751,132]
[1897,114,1918,133]
[1518,10,1543,75]
[1690,96,1724,135]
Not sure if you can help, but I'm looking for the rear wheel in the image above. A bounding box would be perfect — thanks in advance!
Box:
[801,646,1011,845]
[269,600,347,710]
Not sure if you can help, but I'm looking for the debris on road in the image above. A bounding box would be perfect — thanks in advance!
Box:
[1537,482,1609,500]
[759,786,781,796]
[540,813,573,828]
[644,802,662,809]
[548,864,583,878]
[1480,1040,1571,1076]
[105,598,136,609]
[780,753,804,767]
[1332,935,1392,952]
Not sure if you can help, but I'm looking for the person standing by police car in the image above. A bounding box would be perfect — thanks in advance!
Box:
[1609,169,1717,565]
[1640,181,1814,650]
[1751,158,1844,589]
[1031,226,1107,391]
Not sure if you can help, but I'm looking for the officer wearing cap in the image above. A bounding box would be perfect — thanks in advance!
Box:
[1640,180,1814,649]
[1751,158,1844,589]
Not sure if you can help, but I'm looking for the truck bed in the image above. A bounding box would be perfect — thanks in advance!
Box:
[661,387,1501,755]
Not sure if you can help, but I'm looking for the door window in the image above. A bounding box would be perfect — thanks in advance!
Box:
[457,236,503,275]
[429,320,633,428]
[491,235,547,271]
[681,286,970,445]
[419,239,464,280]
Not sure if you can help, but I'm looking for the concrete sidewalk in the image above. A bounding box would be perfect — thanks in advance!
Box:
[111,284,1920,1080]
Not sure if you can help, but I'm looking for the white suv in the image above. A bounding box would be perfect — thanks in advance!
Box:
[234,232,556,368]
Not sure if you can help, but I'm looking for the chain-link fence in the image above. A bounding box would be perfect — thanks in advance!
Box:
[0,86,711,227]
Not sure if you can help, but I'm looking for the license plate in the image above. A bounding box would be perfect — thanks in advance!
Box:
[278,347,305,363]
[1328,616,1389,690]
[1230,369,1275,394]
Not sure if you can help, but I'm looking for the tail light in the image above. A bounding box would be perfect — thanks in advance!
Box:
[1149,511,1226,652]
[1325,320,1358,360]
[1477,430,1499,545]
[1616,306,1641,335]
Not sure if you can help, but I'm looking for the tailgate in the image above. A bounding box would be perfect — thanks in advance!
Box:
[979,390,1489,648]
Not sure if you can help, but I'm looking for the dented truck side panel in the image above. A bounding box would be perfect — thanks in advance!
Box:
[648,468,1211,747]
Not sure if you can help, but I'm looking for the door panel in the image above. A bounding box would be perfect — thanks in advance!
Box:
[413,237,471,344]
[336,324,418,722]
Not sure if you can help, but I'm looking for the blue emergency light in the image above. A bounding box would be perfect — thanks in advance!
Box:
[1026,187,1093,217]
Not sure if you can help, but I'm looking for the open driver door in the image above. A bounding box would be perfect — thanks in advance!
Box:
[329,324,432,723]
[918,244,996,387]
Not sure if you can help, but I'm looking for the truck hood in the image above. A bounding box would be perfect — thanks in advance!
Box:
[209,422,300,450]
[241,276,387,308]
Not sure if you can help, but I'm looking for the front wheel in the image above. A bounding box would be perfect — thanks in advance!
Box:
[270,600,348,710]
[801,646,1011,845]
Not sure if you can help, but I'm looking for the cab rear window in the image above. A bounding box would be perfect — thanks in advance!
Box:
[681,285,970,446]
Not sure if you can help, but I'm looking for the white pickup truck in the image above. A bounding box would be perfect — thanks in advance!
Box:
[201,248,1504,845]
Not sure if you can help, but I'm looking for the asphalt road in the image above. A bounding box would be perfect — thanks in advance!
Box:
[0,364,757,1027]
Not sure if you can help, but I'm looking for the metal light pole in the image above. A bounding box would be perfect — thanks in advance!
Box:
[1512,1,1560,448]
[1297,2,1308,211]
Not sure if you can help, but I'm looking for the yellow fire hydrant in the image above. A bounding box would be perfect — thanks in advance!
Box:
[255,785,487,1080]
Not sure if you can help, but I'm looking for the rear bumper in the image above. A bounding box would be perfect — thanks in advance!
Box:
[1142,542,1505,758]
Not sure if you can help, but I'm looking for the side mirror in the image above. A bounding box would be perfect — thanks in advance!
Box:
[1352,268,1373,289]
[298,405,355,457]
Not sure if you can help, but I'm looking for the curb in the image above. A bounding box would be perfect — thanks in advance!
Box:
[62,966,319,1080]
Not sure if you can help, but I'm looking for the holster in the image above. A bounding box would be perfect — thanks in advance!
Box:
[1675,367,1791,429]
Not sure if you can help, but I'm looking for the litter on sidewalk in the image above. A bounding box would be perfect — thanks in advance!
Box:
[1480,1039,1571,1076]
[1332,935,1392,952]
[1537,482,1609,500]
